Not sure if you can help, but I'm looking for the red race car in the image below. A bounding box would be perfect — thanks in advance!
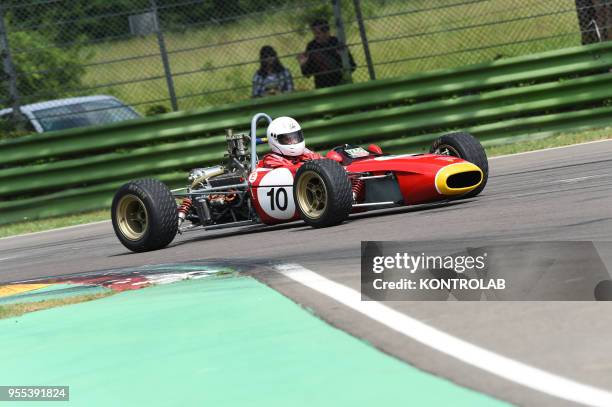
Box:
[111,113,487,252]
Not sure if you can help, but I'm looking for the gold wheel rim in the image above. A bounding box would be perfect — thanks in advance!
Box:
[116,194,148,241]
[296,171,327,219]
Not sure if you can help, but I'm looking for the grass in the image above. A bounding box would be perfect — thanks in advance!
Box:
[485,127,612,156]
[0,126,609,238]
[0,209,109,238]
[0,292,114,320]
[80,0,581,112]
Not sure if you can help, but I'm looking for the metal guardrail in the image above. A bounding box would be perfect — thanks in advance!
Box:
[1,42,612,224]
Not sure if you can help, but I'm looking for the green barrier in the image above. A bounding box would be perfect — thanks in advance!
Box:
[0,137,227,197]
[1,42,612,167]
[0,172,186,224]
[378,104,612,152]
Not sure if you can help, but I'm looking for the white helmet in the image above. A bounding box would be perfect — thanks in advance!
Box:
[267,116,305,157]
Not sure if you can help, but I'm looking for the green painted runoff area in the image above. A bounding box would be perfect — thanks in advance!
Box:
[0,276,508,406]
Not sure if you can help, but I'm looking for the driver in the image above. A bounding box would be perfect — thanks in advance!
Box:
[261,116,321,168]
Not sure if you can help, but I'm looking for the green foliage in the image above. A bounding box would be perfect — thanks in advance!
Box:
[11,0,134,42]
[6,30,90,103]
[0,28,90,137]
[10,0,308,41]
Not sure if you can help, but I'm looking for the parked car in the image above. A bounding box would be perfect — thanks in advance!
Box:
[0,95,141,133]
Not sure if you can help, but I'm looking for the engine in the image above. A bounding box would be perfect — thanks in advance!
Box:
[179,129,253,227]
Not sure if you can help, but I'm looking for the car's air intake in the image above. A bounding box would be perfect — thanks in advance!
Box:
[447,171,482,189]
[435,162,483,196]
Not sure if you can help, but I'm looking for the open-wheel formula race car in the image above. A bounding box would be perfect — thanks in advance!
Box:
[111,113,488,252]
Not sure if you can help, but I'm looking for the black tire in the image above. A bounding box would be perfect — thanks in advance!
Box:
[430,132,488,198]
[293,159,353,228]
[111,178,178,252]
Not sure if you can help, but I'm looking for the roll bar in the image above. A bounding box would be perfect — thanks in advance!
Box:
[250,113,272,171]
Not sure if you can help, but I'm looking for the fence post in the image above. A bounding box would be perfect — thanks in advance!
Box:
[331,0,353,83]
[352,0,375,80]
[0,6,24,130]
[150,0,179,111]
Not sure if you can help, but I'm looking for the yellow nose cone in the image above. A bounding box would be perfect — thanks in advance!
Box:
[435,162,483,196]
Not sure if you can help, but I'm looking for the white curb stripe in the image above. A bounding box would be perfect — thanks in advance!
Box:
[275,263,612,407]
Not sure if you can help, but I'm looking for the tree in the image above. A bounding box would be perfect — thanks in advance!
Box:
[1,29,88,105]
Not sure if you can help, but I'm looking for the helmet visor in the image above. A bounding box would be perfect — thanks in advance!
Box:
[277,130,304,145]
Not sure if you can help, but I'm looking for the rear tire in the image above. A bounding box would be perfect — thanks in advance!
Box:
[294,159,353,228]
[430,132,488,198]
[111,178,178,252]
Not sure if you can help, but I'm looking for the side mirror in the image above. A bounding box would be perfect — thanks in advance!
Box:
[367,144,383,155]
[326,150,343,162]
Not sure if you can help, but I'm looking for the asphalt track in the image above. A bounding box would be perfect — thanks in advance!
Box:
[2,140,612,406]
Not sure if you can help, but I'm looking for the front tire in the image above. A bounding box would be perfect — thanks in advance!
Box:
[294,159,353,228]
[430,132,488,198]
[111,178,178,252]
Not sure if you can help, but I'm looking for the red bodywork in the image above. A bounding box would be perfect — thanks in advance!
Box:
[248,149,478,225]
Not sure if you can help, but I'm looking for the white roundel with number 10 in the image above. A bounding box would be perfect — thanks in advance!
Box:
[256,168,296,220]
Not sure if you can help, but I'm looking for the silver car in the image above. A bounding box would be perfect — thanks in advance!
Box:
[0,95,141,133]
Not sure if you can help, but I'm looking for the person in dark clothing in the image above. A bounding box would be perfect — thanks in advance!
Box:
[575,0,612,44]
[297,19,356,89]
[252,46,294,98]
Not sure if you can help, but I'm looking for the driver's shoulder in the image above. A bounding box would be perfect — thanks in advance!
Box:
[261,153,292,168]
[302,149,323,159]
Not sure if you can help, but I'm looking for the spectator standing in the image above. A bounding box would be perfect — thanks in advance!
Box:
[252,46,294,98]
[297,19,356,89]
[576,0,612,44]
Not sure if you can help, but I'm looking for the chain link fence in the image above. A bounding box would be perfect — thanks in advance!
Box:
[0,0,609,136]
